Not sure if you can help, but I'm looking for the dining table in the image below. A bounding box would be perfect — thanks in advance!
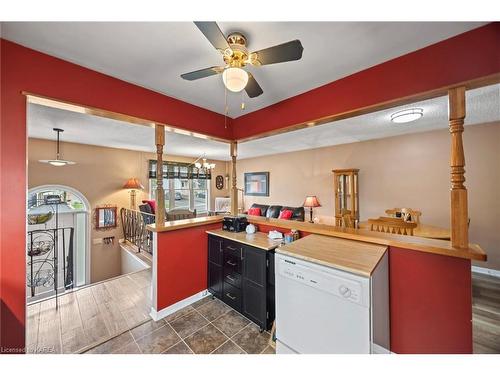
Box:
[357,219,451,240]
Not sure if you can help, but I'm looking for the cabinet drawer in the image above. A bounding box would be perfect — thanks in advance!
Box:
[224,268,242,289]
[223,282,242,310]
[224,240,242,255]
[224,252,242,274]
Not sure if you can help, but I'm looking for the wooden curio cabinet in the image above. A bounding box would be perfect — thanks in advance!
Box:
[333,169,359,227]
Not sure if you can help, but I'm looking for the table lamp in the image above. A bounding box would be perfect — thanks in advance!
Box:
[123,178,144,209]
[303,195,321,223]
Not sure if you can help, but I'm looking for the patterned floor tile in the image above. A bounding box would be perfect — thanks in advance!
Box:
[163,341,193,354]
[164,305,195,323]
[212,340,246,354]
[191,296,212,309]
[170,310,209,338]
[196,299,231,322]
[232,324,270,354]
[212,309,250,337]
[135,324,181,354]
[184,324,227,354]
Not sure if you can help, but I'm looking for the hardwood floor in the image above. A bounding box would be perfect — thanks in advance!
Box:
[26,268,152,354]
[472,272,500,354]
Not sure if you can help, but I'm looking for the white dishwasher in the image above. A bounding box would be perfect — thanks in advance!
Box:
[275,237,389,354]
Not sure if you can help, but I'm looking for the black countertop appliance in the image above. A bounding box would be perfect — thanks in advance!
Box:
[222,216,248,232]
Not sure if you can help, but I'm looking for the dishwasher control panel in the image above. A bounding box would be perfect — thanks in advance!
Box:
[278,256,366,305]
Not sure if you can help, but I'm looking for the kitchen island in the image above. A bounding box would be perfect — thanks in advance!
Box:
[148,215,486,354]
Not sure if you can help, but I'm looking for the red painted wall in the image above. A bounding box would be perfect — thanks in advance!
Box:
[389,247,472,354]
[1,23,495,350]
[0,39,231,351]
[232,23,500,139]
[156,223,221,310]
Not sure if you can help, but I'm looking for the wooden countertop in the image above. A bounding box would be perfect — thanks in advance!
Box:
[206,229,282,251]
[147,214,486,261]
[276,234,388,277]
[147,215,224,232]
[247,215,486,261]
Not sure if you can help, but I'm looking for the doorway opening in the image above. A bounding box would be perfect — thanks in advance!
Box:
[26,184,90,304]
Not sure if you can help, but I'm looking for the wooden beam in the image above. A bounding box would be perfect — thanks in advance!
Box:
[448,87,468,248]
[155,124,165,227]
[230,141,238,216]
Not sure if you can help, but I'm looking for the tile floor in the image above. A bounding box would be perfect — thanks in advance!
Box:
[84,296,275,354]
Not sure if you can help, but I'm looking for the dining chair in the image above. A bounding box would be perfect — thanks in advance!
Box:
[385,208,422,224]
[368,217,417,236]
[166,208,197,221]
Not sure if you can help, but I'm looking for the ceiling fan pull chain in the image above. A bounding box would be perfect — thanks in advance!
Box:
[224,85,228,129]
[241,90,245,110]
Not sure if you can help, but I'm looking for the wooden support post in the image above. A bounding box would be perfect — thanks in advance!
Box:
[230,141,238,216]
[155,124,165,227]
[448,87,468,248]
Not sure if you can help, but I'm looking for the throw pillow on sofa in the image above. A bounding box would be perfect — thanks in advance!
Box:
[248,207,262,216]
[279,209,294,220]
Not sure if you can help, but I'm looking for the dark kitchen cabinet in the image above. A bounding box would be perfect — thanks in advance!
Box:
[207,234,275,331]
[208,236,223,299]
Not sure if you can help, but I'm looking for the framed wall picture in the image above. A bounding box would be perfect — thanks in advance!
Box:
[244,172,269,196]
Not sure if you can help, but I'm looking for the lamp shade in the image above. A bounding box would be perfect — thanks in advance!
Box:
[123,178,144,190]
[303,195,321,208]
[222,67,249,92]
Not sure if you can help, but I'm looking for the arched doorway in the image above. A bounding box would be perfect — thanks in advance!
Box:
[26,184,91,303]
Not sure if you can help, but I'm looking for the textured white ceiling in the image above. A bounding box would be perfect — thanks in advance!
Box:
[28,84,499,161]
[3,21,486,117]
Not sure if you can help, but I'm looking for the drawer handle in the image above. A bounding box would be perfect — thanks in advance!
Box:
[226,293,236,300]
[226,275,236,282]
[227,260,237,266]
[227,246,237,251]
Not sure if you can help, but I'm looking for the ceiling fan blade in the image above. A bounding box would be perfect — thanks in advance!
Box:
[194,21,230,52]
[245,73,263,98]
[181,66,224,81]
[251,39,304,66]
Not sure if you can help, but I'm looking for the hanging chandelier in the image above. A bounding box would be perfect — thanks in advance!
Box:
[194,157,216,172]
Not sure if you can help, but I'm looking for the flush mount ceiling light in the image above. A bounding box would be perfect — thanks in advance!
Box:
[222,67,249,93]
[39,128,76,167]
[390,108,424,124]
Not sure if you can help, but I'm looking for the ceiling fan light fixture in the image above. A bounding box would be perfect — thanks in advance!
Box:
[222,67,248,92]
[391,108,424,124]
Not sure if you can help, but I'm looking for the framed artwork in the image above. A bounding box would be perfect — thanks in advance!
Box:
[244,172,269,196]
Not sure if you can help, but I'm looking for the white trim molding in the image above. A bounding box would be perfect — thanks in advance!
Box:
[372,343,393,354]
[472,266,500,278]
[150,289,210,321]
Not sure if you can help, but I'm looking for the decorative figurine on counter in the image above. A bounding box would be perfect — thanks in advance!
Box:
[246,223,257,234]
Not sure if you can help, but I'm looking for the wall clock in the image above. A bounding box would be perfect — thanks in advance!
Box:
[215,175,224,190]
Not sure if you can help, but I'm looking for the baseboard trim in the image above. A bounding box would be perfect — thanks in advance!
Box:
[372,343,393,354]
[150,289,210,321]
[472,266,500,278]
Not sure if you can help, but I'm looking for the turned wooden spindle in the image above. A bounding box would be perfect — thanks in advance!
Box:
[448,87,468,248]
[155,124,165,227]
[230,141,238,216]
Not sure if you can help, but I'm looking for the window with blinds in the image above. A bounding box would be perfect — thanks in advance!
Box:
[148,160,211,213]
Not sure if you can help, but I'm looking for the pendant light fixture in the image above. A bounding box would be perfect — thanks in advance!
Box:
[39,128,76,167]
